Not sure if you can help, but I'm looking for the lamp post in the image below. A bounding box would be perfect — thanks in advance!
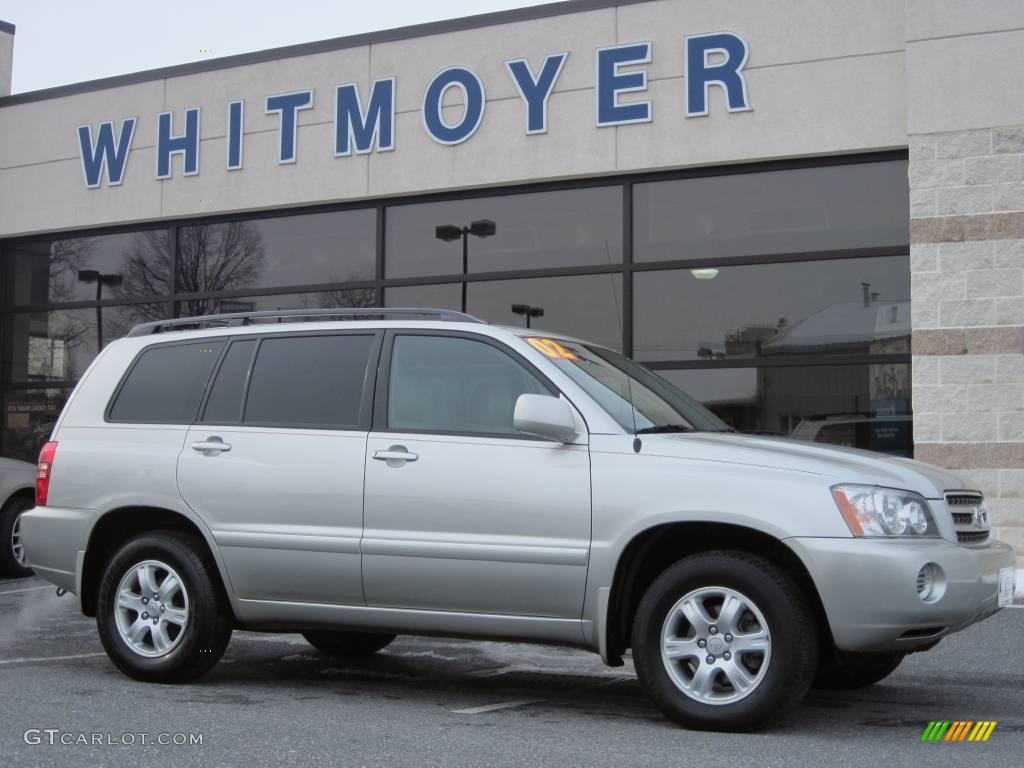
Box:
[434,219,497,312]
[510,303,544,329]
[78,269,123,349]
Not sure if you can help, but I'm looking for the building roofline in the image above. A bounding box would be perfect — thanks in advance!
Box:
[0,0,653,108]
[0,20,15,35]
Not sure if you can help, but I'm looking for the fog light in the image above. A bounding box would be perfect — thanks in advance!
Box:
[916,563,946,603]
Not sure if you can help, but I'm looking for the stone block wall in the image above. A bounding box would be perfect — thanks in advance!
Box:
[909,125,1024,561]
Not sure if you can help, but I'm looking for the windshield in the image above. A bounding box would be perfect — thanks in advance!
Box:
[523,337,732,434]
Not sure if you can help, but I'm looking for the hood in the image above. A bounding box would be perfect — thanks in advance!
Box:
[640,432,967,500]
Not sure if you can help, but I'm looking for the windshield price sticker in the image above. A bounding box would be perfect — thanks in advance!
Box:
[526,338,578,360]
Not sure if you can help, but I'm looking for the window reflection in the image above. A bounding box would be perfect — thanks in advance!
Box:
[386,187,623,278]
[177,211,375,294]
[7,304,170,382]
[11,231,172,306]
[658,364,913,456]
[633,161,909,263]
[468,274,624,351]
[178,289,376,318]
[634,257,910,362]
[2,388,70,462]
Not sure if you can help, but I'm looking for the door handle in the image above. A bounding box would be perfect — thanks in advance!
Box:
[192,437,232,454]
[372,446,418,464]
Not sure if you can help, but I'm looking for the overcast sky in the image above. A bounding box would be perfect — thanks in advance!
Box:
[3,0,554,94]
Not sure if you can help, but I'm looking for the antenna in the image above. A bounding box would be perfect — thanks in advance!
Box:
[625,358,641,453]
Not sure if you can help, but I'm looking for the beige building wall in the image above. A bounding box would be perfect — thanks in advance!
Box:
[907,1,1024,563]
[0,0,906,238]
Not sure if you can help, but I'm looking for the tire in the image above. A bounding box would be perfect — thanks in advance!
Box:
[302,630,396,657]
[631,550,819,732]
[0,494,34,578]
[813,651,904,690]
[96,531,233,683]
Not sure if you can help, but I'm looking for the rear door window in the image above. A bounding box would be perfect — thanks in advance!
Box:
[243,334,375,429]
[108,341,225,423]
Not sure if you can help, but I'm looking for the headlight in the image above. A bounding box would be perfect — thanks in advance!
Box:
[831,484,939,537]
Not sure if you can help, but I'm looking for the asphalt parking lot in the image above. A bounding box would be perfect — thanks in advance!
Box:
[1,575,1021,768]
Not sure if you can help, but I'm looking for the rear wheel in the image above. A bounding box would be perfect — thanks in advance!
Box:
[631,551,819,732]
[302,631,396,657]
[96,531,232,683]
[813,651,904,690]
[0,494,34,578]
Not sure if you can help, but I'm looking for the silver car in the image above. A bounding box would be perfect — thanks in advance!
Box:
[0,456,36,578]
[20,308,1017,732]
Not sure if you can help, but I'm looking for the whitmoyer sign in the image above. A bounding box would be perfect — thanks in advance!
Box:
[76,33,751,189]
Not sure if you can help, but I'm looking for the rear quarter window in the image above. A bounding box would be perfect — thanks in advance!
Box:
[107,341,224,424]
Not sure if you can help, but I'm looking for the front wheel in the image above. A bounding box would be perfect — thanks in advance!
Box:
[631,551,819,732]
[813,651,904,690]
[96,531,233,683]
[302,630,396,657]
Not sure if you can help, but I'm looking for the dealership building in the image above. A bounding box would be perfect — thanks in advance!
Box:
[0,1,1022,559]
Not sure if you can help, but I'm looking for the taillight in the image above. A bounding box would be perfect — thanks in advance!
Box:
[36,441,58,506]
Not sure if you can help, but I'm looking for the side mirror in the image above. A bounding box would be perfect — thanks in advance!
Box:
[514,394,577,443]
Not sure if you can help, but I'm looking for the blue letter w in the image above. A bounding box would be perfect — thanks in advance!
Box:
[78,118,137,188]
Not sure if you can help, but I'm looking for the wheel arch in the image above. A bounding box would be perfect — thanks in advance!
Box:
[80,505,237,620]
[604,521,832,664]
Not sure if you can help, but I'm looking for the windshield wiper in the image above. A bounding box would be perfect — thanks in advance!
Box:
[635,424,696,434]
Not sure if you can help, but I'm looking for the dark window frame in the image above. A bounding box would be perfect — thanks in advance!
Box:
[372,329,560,441]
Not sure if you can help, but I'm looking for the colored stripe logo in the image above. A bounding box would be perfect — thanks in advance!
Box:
[921,721,997,742]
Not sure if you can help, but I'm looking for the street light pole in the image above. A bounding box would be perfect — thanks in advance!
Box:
[434,219,497,314]
[461,231,469,313]
[78,270,123,350]
[510,304,544,329]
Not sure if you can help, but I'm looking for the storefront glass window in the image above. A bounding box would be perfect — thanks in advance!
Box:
[2,388,70,462]
[6,304,170,383]
[177,210,375,295]
[634,161,909,263]
[386,187,623,279]
[633,256,910,362]
[9,230,172,306]
[468,274,624,351]
[177,290,376,318]
[657,364,913,457]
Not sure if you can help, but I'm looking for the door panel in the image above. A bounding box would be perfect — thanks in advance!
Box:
[174,330,380,606]
[178,427,366,604]
[363,432,591,617]
[362,331,592,620]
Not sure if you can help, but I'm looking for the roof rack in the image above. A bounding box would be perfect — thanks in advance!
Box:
[126,307,485,337]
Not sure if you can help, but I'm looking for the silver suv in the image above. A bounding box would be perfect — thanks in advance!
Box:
[21,308,1016,732]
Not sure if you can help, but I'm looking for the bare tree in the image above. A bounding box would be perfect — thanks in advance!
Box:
[113,222,267,324]
[47,238,96,303]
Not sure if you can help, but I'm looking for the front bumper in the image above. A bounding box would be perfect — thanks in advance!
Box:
[786,536,1015,652]
[19,505,95,595]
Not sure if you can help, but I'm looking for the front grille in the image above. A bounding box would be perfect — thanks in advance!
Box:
[946,493,984,507]
[957,530,990,545]
[945,491,990,546]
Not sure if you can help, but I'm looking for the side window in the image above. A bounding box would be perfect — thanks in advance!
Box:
[387,335,549,435]
[109,341,225,423]
[243,334,374,428]
[201,339,257,423]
